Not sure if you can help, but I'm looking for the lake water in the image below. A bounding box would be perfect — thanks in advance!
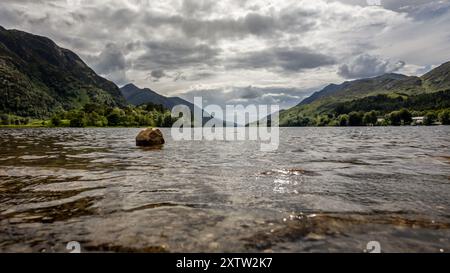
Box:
[0,127,449,253]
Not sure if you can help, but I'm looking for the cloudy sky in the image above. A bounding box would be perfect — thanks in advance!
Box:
[1,0,449,113]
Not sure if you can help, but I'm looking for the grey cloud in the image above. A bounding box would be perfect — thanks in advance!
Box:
[338,54,405,79]
[91,43,128,85]
[336,0,432,10]
[362,0,450,21]
[148,70,215,82]
[243,13,276,35]
[181,0,216,17]
[133,41,220,71]
[239,88,260,99]
[186,72,215,81]
[381,0,446,12]
[69,12,87,23]
[149,69,167,82]
[188,10,316,40]
[0,0,446,94]
[179,86,314,110]
[140,8,316,43]
[0,8,23,27]
[174,72,187,82]
[229,47,336,72]
[94,43,126,73]
[336,0,450,20]
[403,1,450,20]
[174,14,278,41]
[151,69,166,79]
[124,41,142,54]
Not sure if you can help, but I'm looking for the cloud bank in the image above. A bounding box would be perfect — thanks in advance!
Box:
[0,0,449,111]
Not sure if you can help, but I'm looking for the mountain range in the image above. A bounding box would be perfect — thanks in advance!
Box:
[278,61,450,126]
[0,26,449,127]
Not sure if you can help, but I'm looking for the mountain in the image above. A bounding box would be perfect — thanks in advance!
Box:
[279,61,450,126]
[0,26,126,118]
[422,61,450,91]
[298,73,409,106]
[121,83,236,127]
[120,83,196,113]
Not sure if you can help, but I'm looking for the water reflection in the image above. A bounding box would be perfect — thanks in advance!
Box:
[0,127,449,252]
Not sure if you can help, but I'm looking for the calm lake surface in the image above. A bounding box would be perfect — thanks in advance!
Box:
[0,127,449,253]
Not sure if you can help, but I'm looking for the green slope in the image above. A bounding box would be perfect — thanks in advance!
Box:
[0,26,126,118]
[279,61,450,126]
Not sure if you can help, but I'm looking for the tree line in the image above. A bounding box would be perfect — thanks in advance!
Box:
[0,103,177,128]
[284,108,450,127]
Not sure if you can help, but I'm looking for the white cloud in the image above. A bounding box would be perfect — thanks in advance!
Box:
[338,54,405,79]
[0,0,448,107]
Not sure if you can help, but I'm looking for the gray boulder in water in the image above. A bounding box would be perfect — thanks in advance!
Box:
[136,128,165,147]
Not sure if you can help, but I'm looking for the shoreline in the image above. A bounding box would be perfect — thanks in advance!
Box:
[0,125,447,129]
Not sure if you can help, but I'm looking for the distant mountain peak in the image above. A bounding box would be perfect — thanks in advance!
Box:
[120,83,162,101]
[298,71,426,107]
[119,84,235,126]
[121,83,140,90]
[120,83,189,109]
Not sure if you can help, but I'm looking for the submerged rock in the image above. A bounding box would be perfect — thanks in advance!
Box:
[136,128,165,147]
